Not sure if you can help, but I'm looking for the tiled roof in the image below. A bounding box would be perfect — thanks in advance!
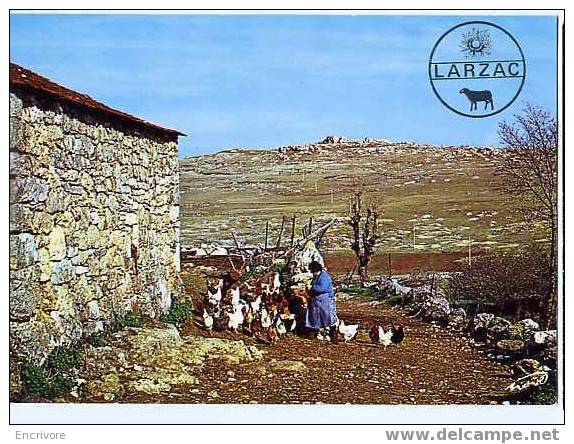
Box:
[10,62,185,137]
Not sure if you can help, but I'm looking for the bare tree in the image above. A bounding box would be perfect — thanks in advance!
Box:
[348,191,379,285]
[497,103,558,329]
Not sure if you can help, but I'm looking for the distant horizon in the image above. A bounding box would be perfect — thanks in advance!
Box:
[10,14,557,158]
[179,135,502,159]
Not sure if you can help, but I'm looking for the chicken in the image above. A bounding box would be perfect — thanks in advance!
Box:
[207,279,223,306]
[213,311,229,331]
[369,324,393,346]
[338,320,359,342]
[267,326,279,344]
[260,283,272,296]
[251,317,263,334]
[280,309,297,333]
[250,295,262,314]
[290,285,309,305]
[316,328,330,341]
[230,285,241,307]
[242,305,254,331]
[202,309,214,330]
[227,306,244,331]
[390,324,405,345]
[283,317,297,333]
[275,316,287,336]
[260,307,273,330]
[270,272,281,290]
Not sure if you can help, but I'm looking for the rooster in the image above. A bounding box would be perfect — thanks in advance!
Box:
[369,324,393,346]
[338,320,359,342]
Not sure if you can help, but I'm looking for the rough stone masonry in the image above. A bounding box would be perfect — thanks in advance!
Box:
[9,64,184,364]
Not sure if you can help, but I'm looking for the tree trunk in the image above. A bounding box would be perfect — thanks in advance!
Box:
[540,213,558,330]
[358,257,369,286]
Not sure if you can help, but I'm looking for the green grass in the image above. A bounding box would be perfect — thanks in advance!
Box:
[159,299,193,327]
[343,285,383,301]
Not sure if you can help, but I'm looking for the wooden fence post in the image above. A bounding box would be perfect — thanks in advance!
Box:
[275,216,285,249]
[290,215,296,247]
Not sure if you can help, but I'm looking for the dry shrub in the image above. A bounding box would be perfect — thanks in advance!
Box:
[449,245,552,322]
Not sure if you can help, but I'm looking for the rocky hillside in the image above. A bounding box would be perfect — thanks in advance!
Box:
[179,137,548,255]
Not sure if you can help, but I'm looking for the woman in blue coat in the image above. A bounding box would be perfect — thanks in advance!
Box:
[305,261,338,342]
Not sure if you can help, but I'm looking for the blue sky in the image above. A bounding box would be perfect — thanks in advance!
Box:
[10,14,558,157]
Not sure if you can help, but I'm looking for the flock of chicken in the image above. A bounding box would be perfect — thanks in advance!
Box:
[197,269,404,346]
[199,270,297,344]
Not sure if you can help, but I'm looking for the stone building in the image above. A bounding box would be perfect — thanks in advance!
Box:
[10,63,185,363]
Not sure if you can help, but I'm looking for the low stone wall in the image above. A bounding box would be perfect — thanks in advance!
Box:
[9,89,181,364]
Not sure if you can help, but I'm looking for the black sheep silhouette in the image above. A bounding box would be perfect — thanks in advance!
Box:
[459,88,494,111]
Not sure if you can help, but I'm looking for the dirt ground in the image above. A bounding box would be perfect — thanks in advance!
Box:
[122,298,512,405]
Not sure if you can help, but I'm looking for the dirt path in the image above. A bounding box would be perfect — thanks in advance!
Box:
[122,298,512,405]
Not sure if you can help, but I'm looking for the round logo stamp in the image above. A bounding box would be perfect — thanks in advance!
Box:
[429,21,526,118]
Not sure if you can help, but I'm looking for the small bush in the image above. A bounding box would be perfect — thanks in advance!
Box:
[529,381,557,405]
[86,332,106,347]
[160,299,193,326]
[20,362,49,397]
[116,311,143,328]
[44,346,82,373]
[20,346,81,399]
[387,294,403,306]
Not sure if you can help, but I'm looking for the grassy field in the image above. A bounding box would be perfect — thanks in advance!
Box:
[179,140,548,256]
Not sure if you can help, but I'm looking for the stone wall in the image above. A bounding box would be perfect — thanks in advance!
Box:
[9,88,181,364]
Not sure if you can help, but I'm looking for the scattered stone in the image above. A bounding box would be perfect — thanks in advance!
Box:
[496,339,525,354]
[269,359,307,372]
[129,378,170,395]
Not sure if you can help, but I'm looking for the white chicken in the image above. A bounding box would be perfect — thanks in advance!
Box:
[338,320,359,342]
[275,316,287,336]
[230,285,241,307]
[369,324,393,346]
[250,295,262,313]
[202,309,214,330]
[272,272,281,290]
[207,279,223,306]
[227,306,244,331]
